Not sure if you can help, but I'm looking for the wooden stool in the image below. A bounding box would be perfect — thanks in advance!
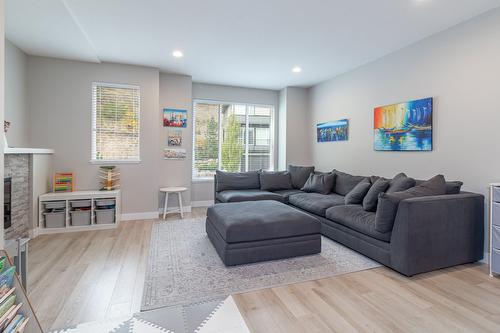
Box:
[160,187,187,219]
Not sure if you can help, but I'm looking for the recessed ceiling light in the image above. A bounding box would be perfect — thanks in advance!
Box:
[172,50,184,58]
[292,66,302,73]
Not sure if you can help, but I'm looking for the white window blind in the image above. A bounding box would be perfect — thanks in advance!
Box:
[92,82,140,162]
[193,101,274,179]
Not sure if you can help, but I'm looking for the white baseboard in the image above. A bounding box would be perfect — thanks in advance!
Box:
[481,251,489,264]
[191,200,214,207]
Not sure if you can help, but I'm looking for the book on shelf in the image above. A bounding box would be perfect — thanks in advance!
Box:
[4,313,26,332]
[0,302,22,330]
[0,287,16,305]
[0,267,16,289]
[0,295,16,318]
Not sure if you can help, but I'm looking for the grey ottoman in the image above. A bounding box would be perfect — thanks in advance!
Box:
[206,200,321,266]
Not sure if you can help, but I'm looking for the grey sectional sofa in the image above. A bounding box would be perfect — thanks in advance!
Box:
[213,167,484,276]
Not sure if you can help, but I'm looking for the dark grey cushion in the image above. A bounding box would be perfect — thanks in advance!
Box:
[386,173,416,193]
[363,178,390,211]
[288,165,315,189]
[216,189,284,203]
[272,189,304,204]
[333,170,368,196]
[259,171,292,191]
[301,173,335,195]
[416,179,463,195]
[375,175,447,233]
[288,192,345,217]
[325,205,392,242]
[345,181,371,204]
[215,170,260,192]
[207,201,320,243]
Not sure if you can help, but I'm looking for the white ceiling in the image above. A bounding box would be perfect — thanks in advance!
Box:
[6,0,500,90]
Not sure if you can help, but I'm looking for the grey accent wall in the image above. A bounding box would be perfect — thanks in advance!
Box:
[27,57,160,214]
[191,82,279,203]
[4,154,29,239]
[159,73,193,209]
[5,40,28,147]
[309,8,500,194]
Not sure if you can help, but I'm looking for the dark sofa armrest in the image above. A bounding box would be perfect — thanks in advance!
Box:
[390,192,484,276]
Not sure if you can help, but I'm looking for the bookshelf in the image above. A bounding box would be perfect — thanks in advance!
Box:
[0,250,43,333]
[38,190,121,235]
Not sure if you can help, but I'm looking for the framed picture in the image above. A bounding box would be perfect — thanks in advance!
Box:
[317,119,349,142]
[53,172,74,192]
[164,148,186,160]
[163,108,187,127]
[168,129,182,146]
[374,97,433,151]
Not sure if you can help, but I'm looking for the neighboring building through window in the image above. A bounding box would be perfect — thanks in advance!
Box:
[91,82,140,162]
[193,101,274,179]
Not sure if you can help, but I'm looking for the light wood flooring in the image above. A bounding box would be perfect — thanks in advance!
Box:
[28,207,500,332]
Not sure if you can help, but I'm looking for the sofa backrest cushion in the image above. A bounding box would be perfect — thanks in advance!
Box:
[386,173,416,193]
[301,172,335,195]
[345,181,372,205]
[333,170,368,196]
[260,171,293,191]
[363,178,390,211]
[375,175,447,233]
[288,165,315,189]
[415,179,463,194]
[216,170,260,192]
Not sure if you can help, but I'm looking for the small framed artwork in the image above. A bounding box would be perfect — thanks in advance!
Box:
[53,172,74,192]
[163,108,187,127]
[168,129,182,146]
[164,148,187,160]
[317,119,349,142]
[374,97,433,151]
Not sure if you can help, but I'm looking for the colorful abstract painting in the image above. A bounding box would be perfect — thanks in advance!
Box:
[163,108,187,127]
[374,97,433,151]
[317,119,349,142]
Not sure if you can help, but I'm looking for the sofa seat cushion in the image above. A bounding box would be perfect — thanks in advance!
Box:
[325,205,392,242]
[207,200,320,243]
[272,189,304,203]
[288,192,345,217]
[216,190,285,203]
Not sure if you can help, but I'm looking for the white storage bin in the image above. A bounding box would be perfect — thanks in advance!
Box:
[43,211,66,228]
[95,209,115,224]
[70,210,91,226]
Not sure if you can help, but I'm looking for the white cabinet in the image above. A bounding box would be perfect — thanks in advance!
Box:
[38,190,121,235]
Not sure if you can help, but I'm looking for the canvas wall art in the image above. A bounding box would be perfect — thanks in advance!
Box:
[163,108,187,127]
[164,148,186,159]
[317,119,349,142]
[168,129,182,146]
[374,97,433,151]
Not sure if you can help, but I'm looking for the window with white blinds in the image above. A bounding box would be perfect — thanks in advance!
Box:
[193,101,274,179]
[91,82,140,162]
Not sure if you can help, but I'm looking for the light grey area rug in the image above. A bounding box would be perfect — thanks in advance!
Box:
[142,218,380,311]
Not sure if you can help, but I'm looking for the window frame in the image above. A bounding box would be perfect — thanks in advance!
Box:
[192,99,275,181]
[90,82,141,164]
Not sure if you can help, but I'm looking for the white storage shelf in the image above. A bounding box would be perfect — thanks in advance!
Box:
[38,190,121,235]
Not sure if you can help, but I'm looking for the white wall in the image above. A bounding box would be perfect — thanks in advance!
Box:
[0,0,5,248]
[27,57,161,215]
[309,8,500,194]
[191,82,279,203]
[4,40,28,147]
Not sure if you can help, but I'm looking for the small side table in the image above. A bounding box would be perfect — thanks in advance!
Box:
[160,187,187,219]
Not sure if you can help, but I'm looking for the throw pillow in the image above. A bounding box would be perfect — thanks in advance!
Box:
[301,172,335,195]
[333,170,368,196]
[345,181,372,204]
[386,172,416,193]
[215,170,260,192]
[259,171,293,191]
[287,165,315,189]
[362,178,390,211]
[375,175,447,233]
[445,181,463,194]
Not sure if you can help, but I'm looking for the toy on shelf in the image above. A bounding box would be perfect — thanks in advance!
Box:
[53,172,74,192]
[99,166,120,191]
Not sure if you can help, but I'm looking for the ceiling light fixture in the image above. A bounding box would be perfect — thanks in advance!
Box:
[292,66,302,73]
[172,50,184,58]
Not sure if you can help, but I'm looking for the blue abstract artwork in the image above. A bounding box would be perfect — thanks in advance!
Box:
[317,119,349,142]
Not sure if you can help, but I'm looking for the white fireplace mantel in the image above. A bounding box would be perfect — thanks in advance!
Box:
[4,147,54,154]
